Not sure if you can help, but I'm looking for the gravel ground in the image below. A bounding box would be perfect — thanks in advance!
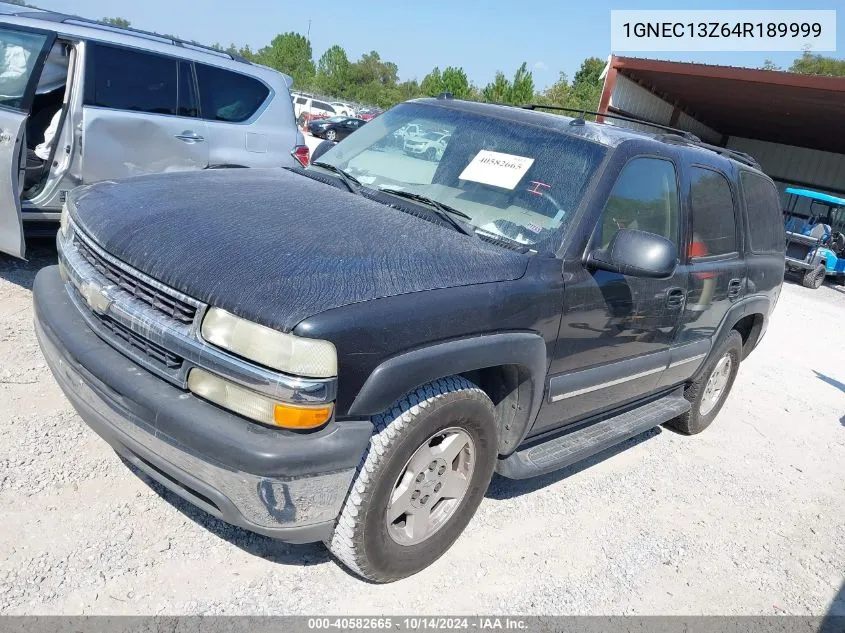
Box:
[0,241,843,616]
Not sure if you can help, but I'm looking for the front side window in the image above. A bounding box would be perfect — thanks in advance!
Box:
[689,166,737,257]
[84,43,178,115]
[0,27,54,111]
[598,157,679,249]
[315,102,607,248]
[194,63,269,122]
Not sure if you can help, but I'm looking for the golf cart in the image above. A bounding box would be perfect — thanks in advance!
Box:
[783,187,845,289]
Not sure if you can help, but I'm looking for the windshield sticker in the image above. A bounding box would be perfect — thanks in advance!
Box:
[459,150,535,190]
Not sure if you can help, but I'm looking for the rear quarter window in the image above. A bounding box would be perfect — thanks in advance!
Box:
[740,171,785,254]
[194,63,269,122]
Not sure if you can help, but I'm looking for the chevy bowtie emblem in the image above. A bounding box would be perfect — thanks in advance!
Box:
[80,281,113,315]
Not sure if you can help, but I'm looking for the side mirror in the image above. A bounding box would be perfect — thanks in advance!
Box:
[311,139,336,163]
[586,228,677,278]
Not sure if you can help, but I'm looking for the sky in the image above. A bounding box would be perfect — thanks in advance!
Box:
[32,0,845,89]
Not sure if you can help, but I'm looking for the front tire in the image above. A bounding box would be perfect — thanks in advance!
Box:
[326,376,497,583]
[802,263,826,289]
[425,147,437,161]
[666,330,743,435]
[326,129,337,141]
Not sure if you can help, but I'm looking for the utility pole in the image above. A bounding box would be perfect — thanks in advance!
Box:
[306,19,311,43]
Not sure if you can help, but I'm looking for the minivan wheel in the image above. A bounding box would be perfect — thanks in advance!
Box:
[666,330,743,435]
[802,263,826,289]
[326,376,497,583]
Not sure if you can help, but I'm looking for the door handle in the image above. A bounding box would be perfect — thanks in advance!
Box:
[666,287,686,309]
[175,131,205,143]
[728,278,742,300]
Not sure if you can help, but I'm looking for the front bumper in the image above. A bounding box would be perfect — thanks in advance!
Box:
[34,266,372,543]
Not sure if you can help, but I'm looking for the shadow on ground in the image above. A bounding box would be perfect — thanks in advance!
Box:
[486,427,661,500]
[814,370,845,396]
[0,238,57,291]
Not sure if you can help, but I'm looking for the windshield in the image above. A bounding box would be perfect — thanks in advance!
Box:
[314,102,607,247]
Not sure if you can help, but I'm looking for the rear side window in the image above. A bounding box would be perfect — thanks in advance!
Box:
[195,63,269,122]
[312,100,335,113]
[84,43,178,115]
[689,167,737,257]
[741,171,785,253]
[599,157,679,249]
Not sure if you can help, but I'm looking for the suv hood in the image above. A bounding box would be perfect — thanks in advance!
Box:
[69,169,529,332]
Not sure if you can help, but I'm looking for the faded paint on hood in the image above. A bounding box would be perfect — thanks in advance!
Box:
[69,168,529,332]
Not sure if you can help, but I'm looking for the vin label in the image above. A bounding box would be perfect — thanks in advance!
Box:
[611,10,836,52]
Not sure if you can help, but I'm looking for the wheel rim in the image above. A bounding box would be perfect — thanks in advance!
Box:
[326,130,336,140]
[385,427,475,546]
[426,148,436,160]
[699,354,732,416]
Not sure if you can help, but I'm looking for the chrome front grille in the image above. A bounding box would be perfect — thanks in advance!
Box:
[74,236,197,324]
[90,311,183,370]
[58,215,337,404]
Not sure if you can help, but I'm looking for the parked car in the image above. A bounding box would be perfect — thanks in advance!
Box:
[0,6,307,258]
[782,187,845,288]
[357,107,382,121]
[308,116,366,142]
[331,101,356,117]
[391,122,426,145]
[33,96,784,584]
[291,93,337,121]
[404,131,451,160]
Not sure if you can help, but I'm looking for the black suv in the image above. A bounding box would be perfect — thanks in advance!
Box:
[34,97,785,583]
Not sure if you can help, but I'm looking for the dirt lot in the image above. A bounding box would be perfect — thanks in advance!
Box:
[0,241,843,615]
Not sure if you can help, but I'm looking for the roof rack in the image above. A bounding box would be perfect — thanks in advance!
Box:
[523,103,761,169]
[657,134,761,168]
[38,14,249,63]
[521,103,701,141]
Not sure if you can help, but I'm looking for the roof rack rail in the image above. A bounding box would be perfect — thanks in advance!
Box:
[657,134,761,168]
[59,17,249,63]
[521,103,701,141]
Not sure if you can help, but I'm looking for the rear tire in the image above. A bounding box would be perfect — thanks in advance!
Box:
[802,263,826,289]
[326,376,497,583]
[666,330,743,435]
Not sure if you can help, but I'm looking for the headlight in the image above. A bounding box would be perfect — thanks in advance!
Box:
[188,368,333,429]
[59,202,69,236]
[200,307,337,378]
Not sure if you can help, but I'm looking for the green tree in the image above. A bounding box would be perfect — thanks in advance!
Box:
[420,66,470,98]
[257,32,315,88]
[440,66,471,98]
[537,71,572,105]
[315,45,351,96]
[760,59,782,71]
[101,17,131,27]
[789,51,845,76]
[510,62,534,104]
[420,66,442,96]
[482,71,512,103]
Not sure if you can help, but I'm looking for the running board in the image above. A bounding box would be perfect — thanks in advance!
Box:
[496,389,691,479]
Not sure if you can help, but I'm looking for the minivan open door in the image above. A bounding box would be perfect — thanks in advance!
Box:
[0,24,56,258]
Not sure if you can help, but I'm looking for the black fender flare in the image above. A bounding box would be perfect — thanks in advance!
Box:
[347,332,548,454]
[697,294,771,375]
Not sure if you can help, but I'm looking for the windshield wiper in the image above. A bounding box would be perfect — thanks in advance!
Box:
[378,187,475,237]
[311,161,361,194]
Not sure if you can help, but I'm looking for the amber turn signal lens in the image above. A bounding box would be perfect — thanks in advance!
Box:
[273,402,333,429]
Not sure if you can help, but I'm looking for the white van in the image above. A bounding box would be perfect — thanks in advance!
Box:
[0,5,307,258]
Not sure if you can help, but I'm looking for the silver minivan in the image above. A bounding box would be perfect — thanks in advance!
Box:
[0,4,307,258]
